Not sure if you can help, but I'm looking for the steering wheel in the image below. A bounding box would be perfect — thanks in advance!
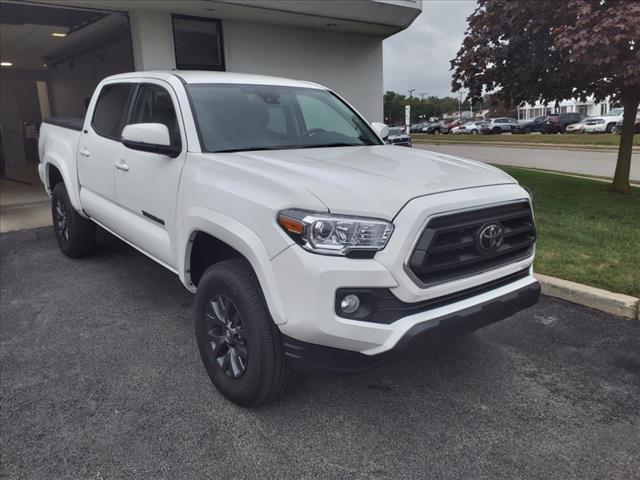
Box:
[302,128,327,139]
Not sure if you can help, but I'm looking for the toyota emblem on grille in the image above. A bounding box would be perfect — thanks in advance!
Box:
[477,223,504,253]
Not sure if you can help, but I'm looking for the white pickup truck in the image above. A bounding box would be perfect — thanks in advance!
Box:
[38,71,540,406]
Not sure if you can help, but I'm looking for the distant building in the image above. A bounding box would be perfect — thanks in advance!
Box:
[518,97,616,120]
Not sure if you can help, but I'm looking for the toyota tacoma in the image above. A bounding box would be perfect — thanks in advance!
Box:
[38,71,540,406]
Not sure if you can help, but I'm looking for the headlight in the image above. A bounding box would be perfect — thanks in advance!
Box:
[277,209,394,256]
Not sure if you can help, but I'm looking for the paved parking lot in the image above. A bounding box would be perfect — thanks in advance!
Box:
[1,227,639,480]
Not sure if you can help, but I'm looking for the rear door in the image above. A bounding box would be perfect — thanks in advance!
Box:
[113,81,187,268]
[78,82,135,225]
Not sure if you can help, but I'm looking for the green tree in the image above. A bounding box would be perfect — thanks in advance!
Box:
[451,0,639,193]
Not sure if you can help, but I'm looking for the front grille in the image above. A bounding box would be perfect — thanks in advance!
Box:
[408,202,535,286]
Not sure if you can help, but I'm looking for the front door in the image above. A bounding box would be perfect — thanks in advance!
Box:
[113,81,187,268]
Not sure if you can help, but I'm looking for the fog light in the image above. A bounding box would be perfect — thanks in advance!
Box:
[340,294,360,314]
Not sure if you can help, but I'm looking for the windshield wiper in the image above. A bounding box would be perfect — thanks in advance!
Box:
[212,146,286,153]
[212,142,371,153]
[298,142,364,149]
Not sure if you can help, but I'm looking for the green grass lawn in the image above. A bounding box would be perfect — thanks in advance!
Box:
[497,166,640,297]
[413,132,639,147]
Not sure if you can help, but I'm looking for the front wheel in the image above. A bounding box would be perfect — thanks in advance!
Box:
[194,259,291,407]
[51,182,96,258]
[471,129,478,135]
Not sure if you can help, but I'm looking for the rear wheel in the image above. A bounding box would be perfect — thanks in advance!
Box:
[492,127,501,134]
[194,259,291,407]
[433,128,441,135]
[51,182,96,258]
[471,129,478,135]
[523,127,531,134]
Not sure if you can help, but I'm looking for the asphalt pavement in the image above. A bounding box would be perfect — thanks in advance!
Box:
[1,227,639,480]
[415,143,640,181]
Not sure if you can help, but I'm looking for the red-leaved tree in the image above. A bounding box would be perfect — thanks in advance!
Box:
[451,0,640,193]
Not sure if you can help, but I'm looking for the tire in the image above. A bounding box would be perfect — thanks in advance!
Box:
[471,129,478,135]
[433,128,441,135]
[51,182,96,258]
[524,127,531,134]
[194,259,291,407]
[492,127,501,134]
[606,123,615,133]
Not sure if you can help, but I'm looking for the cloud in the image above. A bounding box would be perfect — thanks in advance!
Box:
[383,0,476,98]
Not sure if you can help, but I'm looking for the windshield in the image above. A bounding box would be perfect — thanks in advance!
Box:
[187,84,382,153]
[388,127,404,136]
[609,108,624,116]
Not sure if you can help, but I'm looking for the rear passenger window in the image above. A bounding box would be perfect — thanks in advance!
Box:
[130,84,181,145]
[92,84,134,139]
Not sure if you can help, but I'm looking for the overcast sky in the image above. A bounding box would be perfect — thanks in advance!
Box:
[383,0,477,98]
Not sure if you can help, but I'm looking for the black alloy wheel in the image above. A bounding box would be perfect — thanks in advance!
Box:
[204,294,249,379]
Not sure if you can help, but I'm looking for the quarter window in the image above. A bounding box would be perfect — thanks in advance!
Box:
[130,84,181,146]
[92,83,134,139]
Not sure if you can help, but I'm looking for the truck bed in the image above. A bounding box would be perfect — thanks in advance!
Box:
[42,117,84,132]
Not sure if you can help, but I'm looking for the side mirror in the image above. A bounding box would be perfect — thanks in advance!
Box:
[371,122,389,140]
[121,123,180,158]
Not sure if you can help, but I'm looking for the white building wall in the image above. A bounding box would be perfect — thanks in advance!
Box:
[126,14,384,121]
[223,20,383,121]
[129,11,176,72]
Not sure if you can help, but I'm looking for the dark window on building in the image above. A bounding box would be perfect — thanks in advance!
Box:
[172,15,225,71]
[92,83,134,139]
[129,84,181,147]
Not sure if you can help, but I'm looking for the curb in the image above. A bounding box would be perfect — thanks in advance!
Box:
[535,273,639,320]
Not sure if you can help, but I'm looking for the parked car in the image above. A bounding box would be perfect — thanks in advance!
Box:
[582,108,625,134]
[480,117,519,134]
[421,121,447,134]
[410,123,427,133]
[513,116,545,134]
[38,71,539,407]
[565,118,589,133]
[612,111,640,134]
[387,127,412,146]
[444,118,466,133]
[542,112,586,133]
[450,121,487,135]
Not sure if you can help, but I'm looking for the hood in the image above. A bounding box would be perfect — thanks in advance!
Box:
[207,145,517,219]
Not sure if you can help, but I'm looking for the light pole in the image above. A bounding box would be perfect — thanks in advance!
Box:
[420,92,428,120]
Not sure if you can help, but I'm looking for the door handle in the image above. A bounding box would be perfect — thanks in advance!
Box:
[114,159,130,172]
[79,149,91,157]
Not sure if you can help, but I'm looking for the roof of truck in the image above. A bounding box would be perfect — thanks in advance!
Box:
[104,70,326,90]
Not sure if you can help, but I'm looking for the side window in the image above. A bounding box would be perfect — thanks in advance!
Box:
[130,84,181,146]
[92,83,134,139]
[296,94,354,136]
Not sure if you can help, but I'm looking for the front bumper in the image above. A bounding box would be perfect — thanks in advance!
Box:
[283,280,540,372]
[270,184,536,359]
